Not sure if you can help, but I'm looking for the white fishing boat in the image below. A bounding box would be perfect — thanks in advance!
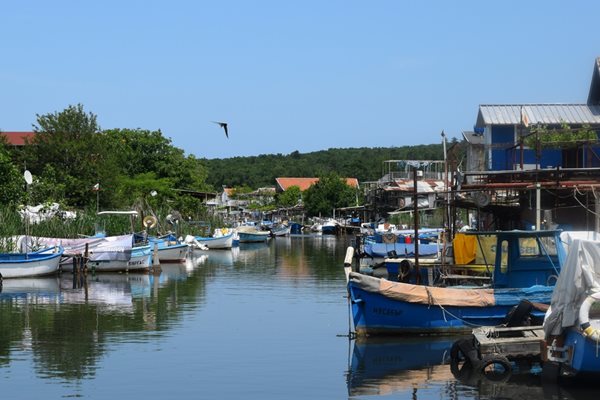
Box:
[21,234,152,272]
[147,235,189,263]
[87,244,153,272]
[189,230,235,249]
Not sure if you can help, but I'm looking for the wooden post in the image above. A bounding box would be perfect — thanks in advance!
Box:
[152,243,161,275]
[83,243,89,274]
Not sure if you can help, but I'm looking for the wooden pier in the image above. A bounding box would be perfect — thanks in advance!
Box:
[451,325,546,383]
[473,325,545,360]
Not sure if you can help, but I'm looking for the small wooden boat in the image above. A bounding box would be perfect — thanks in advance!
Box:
[321,218,339,235]
[0,246,64,278]
[85,244,153,272]
[147,236,189,263]
[236,226,271,243]
[191,232,235,249]
[270,224,291,237]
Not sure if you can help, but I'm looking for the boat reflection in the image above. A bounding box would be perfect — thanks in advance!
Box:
[59,273,151,312]
[346,336,459,397]
[191,247,239,267]
[346,335,597,399]
[0,276,61,302]
[155,263,191,285]
[450,360,599,400]
[186,252,209,272]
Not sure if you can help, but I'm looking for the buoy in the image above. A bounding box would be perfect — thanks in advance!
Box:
[579,292,600,341]
[143,215,158,229]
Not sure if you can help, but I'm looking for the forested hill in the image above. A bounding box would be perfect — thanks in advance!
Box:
[202,144,446,189]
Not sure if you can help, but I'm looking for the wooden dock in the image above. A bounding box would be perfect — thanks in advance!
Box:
[450,325,546,383]
[473,325,545,360]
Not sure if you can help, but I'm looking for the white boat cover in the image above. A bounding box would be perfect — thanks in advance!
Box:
[349,272,495,307]
[559,231,600,254]
[543,238,600,336]
[18,235,134,262]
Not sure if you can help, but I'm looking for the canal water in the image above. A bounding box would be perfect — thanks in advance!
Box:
[0,235,597,399]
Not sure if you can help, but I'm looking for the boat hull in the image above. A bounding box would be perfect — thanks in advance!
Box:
[156,243,189,263]
[348,276,553,335]
[238,232,271,243]
[561,328,600,375]
[0,248,63,278]
[195,233,234,249]
[64,245,152,272]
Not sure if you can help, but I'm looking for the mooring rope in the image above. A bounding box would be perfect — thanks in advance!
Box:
[425,286,489,328]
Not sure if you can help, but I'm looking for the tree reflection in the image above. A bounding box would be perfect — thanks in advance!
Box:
[0,255,212,381]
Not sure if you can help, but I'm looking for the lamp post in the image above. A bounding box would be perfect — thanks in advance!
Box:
[441,131,450,235]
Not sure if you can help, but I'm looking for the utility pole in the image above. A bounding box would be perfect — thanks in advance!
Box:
[413,167,420,284]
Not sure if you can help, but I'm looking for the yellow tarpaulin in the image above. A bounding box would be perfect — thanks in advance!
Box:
[452,233,476,264]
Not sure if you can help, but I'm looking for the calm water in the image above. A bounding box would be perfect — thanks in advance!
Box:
[0,235,598,399]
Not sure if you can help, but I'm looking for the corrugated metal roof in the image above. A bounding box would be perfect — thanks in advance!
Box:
[476,104,600,127]
[387,179,445,192]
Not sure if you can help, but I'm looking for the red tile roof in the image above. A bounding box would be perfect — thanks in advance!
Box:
[1,131,36,146]
[276,177,359,191]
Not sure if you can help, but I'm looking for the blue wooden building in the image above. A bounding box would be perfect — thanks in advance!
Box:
[473,58,600,172]
[455,57,600,232]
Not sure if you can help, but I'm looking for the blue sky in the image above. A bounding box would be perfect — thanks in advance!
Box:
[2,1,599,159]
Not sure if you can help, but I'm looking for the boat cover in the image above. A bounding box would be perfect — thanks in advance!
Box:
[19,235,134,261]
[544,238,600,336]
[349,272,495,307]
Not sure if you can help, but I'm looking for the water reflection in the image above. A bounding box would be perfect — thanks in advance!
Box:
[347,334,600,400]
[60,273,151,311]
[346,336,460,397]
[192,247,239,267]
[0,276,61,302]
[0,254,212,381]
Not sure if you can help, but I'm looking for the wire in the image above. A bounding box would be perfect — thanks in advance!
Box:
[573,187,600,218]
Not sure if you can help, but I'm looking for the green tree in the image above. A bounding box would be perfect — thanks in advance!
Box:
[302,173,357,217]
[103,128,211,193]
[276,185,302,208]
[26,104,110,207]
[0,140,24,205]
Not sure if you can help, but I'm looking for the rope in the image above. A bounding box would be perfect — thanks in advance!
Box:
[574,186,600,218]
[424,285,488,328]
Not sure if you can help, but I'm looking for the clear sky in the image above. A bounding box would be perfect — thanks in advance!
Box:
[2,1,599,159]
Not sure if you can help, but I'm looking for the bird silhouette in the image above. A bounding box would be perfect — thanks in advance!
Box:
[212,121,229,138]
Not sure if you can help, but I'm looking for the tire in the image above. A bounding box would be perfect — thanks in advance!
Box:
[479,353,512,383]
[504,300,533,327]
[450,338,481,368]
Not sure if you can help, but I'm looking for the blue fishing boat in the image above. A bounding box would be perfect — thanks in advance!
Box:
[289,222,303,235]
[321,218,339,235]
[0,246,64,278]
[362,228,443,258]
[543,238,600,378]
[346,230,565,335]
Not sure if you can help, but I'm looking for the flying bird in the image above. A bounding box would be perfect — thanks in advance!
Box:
[212,121,229,138]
